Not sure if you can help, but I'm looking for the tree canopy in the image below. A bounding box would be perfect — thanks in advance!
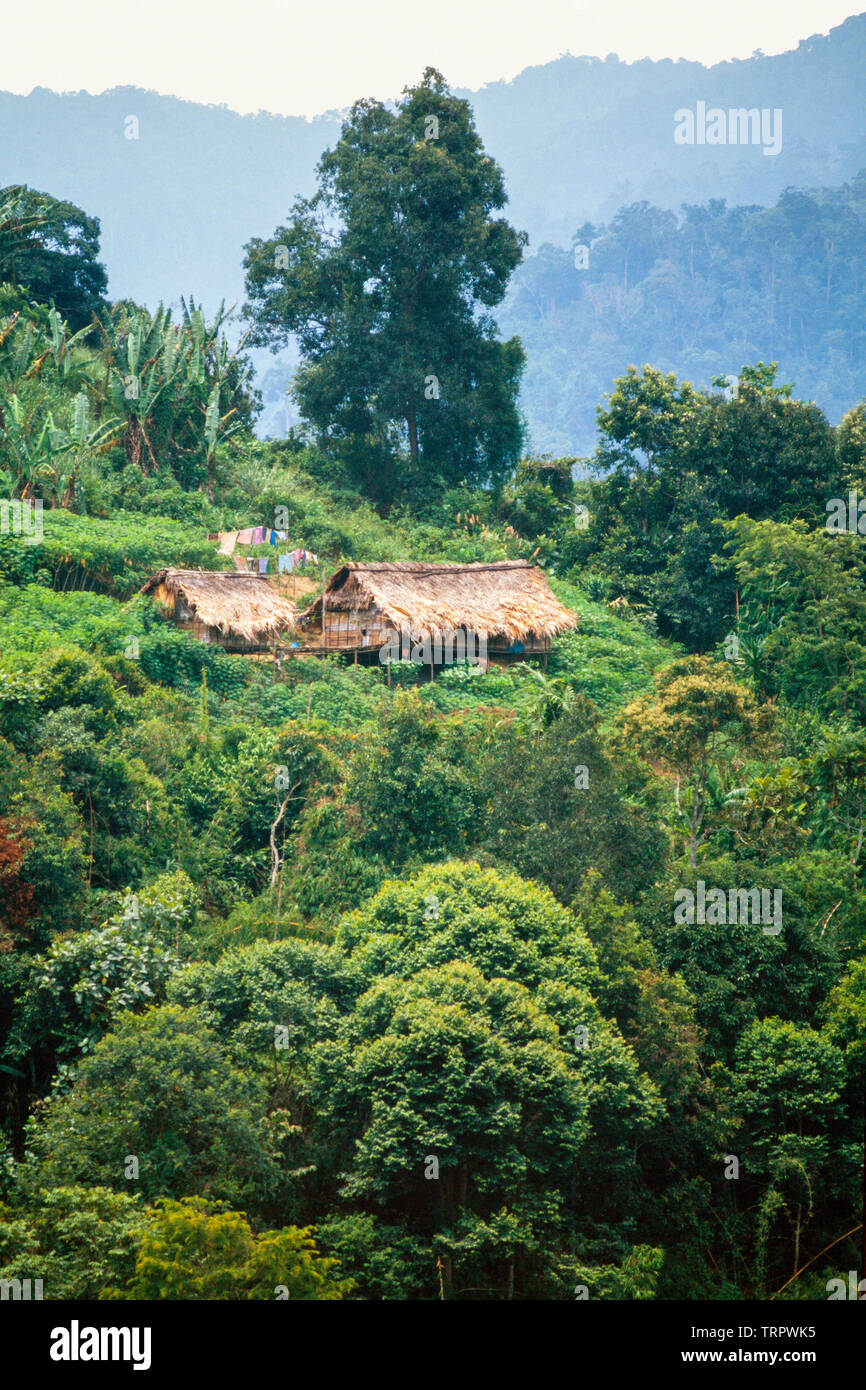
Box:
[243,69,526,507]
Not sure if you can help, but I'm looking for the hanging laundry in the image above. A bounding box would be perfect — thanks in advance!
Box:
[236,528,255,545]
[258,557,270,574]
[233,556,247,572]
[218,531,238,556]
[278,553,293,574]
[252,526,265,545]
[269,529,277,545]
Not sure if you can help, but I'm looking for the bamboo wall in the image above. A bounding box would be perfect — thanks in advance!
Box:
[322,607,391,651]
[163,595,271,655]
[321,607,550,658]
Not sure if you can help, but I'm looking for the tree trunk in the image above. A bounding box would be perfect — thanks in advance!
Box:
[269,783,301,887]
[689,771,707,870]
[273,856,285,943]
[407,404,419,464]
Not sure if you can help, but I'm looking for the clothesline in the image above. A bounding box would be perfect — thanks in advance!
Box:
[277,548,318,573]
[213,528,319,574]
[238,550,318,575]
[216,526,287,554]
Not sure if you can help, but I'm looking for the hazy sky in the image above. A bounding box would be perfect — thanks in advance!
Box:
[3,1,861,116]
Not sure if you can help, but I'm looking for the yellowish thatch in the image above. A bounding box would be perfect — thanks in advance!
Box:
[304,560,577,643]
[141,568,297,644]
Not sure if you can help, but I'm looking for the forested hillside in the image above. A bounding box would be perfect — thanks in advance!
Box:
[0,69,865,1304]
[503,174,866,455]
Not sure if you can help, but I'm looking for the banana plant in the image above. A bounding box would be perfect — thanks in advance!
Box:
[509,663,586,733]
[0,293,95,402]
[1,389,119,504]
[89,297,254,487]
[95,304,186,473]
[0,392,68,497]
[40,306,96,391]
[46,390,120,507]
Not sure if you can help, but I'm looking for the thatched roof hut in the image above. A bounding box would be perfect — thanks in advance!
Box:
[301,560,577,661]
[141,568,297,653]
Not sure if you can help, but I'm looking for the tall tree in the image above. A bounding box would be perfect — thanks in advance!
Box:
[0,186,108,331]
[243,68,526,507]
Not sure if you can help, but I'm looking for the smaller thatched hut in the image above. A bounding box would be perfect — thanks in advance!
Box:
[299,559,577,664]
[141,569,297,653]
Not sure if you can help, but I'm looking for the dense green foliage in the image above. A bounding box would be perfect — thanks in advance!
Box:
[1,84,865,1303]
[569,361,842,649]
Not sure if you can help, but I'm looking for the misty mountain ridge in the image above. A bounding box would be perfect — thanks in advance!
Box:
[2,12,865,448]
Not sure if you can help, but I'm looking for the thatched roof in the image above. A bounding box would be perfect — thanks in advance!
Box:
[141,569,297,643]
[304,560,577,642]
